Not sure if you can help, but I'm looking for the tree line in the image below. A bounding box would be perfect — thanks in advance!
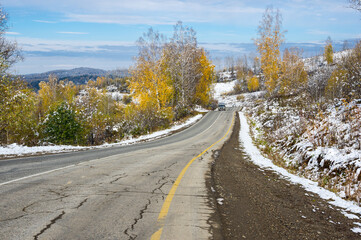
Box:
[0,12,215,147]
[233,7,360,104]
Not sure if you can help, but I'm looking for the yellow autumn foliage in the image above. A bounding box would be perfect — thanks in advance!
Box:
[194,50,215,106]
[130,56,174,121]
[247,75,260,92]
[38,75,77,116]
[254,7,284,95]
[324,43,334,65]
[325,68,348,99]
[279,48,308,95]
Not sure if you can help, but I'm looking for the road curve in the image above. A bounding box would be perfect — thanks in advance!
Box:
[0,110,234,240]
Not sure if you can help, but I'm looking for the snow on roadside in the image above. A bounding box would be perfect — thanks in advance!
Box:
[0,144,87,157]
[238,111,361,234]
[100,114,203,147]
[0,114,203,158]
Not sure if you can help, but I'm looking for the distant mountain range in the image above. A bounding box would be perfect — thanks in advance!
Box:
[23,67,128,90]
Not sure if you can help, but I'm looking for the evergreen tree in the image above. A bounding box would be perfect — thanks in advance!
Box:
[43,103,83,145]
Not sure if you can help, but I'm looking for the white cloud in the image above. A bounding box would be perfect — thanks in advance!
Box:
[33,20,57,23]
[3,0,264,25]
[14,37,136,53]
[65,13,176,25]
[199,43,245,53]
[5,32,21,35]
[57,31,89,35]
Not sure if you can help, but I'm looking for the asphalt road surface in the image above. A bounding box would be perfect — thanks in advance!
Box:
[0,110,235,240]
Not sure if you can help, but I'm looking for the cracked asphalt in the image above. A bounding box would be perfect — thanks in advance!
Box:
[0,110,234,240]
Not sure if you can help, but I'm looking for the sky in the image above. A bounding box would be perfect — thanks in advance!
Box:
[2,0,360,74]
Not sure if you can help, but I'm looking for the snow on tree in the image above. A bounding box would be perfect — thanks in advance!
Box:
[0,6,33,145]
[43,103,82,145]
[0,77,37,145]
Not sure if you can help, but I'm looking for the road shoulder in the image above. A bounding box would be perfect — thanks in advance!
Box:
[208,113,360,240]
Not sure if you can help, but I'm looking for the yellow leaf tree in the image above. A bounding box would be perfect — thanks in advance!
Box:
[324,37,334,65]
[254,7,285,95]
[247,75,260,92]
[279,48,308,95]
[129,28,174,131]
[194,49,215,106]
[38,75,77,117]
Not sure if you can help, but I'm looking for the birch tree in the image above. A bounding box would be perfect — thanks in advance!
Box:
[0,6,22,72]
[164,21,201,117]
[129,28,174,130]
[254,7,285,95]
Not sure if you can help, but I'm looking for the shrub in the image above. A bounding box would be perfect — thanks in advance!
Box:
[325,68,348,100]
[43,103,83,145]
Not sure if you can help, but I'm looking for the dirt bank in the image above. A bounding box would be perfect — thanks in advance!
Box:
[208,112,360,240]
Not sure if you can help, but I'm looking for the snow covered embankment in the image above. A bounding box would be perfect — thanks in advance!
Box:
[241,96,361,204]
[239,111,361,234]
[0,114,203,159]
[212,80,361,234]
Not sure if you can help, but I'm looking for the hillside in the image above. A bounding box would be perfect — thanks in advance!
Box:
[22,67,129,90]
[24,67,107,82]
[213,47,361,205]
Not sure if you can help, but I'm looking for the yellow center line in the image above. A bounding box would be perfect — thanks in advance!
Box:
[151,112,235,240]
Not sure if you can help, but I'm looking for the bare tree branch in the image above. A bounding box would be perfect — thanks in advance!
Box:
[348,0,361,11]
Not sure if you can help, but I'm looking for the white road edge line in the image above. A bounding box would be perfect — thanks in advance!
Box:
[0,164,75,187]
[0,155,111,187]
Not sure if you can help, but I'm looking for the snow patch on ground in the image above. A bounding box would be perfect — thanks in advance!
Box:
[194,105,210,113]
[352,227,361,233]
[238,111,361,232]
[213,80,237,99]
[0,114,203,158]
[0,144,87,157]
[101,114,203,147]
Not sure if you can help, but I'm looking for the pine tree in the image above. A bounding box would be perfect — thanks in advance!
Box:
[43,103,82,145]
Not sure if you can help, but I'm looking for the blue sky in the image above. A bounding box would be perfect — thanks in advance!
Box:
[2,0,360,74]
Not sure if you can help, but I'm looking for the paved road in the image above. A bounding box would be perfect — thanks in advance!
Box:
[0,110,234,240]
